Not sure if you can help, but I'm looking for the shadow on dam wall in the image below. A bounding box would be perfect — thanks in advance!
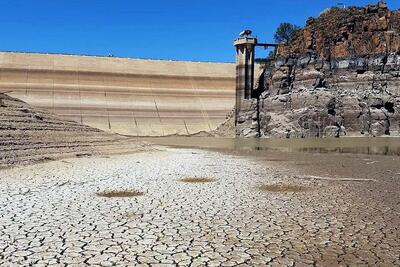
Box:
[0,52,235,136]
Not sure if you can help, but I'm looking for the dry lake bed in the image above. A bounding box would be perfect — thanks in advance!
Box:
[0,139,399,266]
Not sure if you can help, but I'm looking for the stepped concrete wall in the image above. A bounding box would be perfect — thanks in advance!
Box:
[0,52,235,136]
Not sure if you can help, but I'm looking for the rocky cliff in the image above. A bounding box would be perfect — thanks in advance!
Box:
[236,2,400,137]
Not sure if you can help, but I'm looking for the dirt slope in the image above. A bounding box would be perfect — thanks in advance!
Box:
[0,92,149,167]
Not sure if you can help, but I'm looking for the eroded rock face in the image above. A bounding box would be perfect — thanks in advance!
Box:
[236,2,400,138]
[258,53,400,137]
[236,99,260,137]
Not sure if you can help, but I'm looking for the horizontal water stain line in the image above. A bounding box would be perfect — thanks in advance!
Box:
[0,83,234,95]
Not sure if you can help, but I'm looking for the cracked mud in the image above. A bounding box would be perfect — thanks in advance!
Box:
[0,148,399,266]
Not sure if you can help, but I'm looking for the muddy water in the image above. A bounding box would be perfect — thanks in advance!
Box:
[141,136,400,189]
[141,137,400,156]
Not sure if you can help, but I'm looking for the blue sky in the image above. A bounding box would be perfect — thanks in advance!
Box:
[1,0,399,62]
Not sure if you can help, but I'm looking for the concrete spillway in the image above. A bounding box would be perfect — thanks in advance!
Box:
[0,52,235,136]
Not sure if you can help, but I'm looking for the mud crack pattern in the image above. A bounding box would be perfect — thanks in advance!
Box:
[0,148,399,266]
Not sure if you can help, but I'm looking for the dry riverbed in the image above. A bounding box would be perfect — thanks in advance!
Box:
[0,146,399,266]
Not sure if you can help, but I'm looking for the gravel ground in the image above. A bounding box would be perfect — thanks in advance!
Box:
[0,147,399,266]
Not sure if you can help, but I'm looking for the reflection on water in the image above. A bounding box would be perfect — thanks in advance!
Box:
[141,137,400,156]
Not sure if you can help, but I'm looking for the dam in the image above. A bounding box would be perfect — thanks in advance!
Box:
[0,52,235,136]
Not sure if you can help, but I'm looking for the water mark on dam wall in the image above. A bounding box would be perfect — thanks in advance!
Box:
[0,52,235,136]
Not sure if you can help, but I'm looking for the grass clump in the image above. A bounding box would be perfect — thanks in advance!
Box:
[179,177,217,184]
[96,190,144,198]
[258,184,307,193]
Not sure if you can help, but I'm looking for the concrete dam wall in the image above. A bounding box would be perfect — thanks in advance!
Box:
[0,52,235,136]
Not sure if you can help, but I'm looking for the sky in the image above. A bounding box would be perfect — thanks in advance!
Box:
[1,0,399,63]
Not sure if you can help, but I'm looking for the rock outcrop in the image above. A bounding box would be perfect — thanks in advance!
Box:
[236,2,400,137]
[278,2,400,58]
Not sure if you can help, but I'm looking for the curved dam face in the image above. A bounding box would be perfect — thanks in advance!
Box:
[0,52,235,136]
